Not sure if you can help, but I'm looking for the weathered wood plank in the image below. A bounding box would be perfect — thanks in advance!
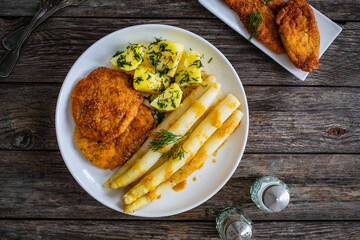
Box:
[1,151,359,220]
[0,0,358,21]
[0,19,359,86]
[1,220,359,240]
[0,84,359,152]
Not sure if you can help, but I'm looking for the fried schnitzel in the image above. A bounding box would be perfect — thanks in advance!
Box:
[115,105,155,166]
[74,126,117,169]
[71,67,143,142]
[276,0,320,72]
[74,105,154,170]
[267,0,286,13]
[224,0,285,54]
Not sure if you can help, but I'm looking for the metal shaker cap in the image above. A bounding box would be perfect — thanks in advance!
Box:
[225,220,252,240]
[263,185,290,212]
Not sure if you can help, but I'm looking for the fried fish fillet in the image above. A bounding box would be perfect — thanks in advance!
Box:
[72,67,143,142]
[74,105,155,170]
[224,0,285,54]
[267,0,286,13]
[276,0,320,72]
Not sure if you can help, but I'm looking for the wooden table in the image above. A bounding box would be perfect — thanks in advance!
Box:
[0,0,359,239]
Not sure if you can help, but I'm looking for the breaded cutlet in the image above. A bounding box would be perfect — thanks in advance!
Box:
[71,67,143,142]
[74,105,154,170]
[276,0,320,72]
[224,0,285,54]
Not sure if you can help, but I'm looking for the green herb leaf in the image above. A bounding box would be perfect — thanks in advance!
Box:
[112,51,123,57]
[189,59,204,69]
[160,138,187,161]
[149,129,190,152]
[246,0,272,41]
[150,37,166,45]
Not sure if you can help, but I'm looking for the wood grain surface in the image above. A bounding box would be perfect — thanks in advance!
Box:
[1,151,359,220]
[0,18,359,86]
[0,0,359,239]
[1,220,359,240]
[0,0,359,21]
[0,84,358,152]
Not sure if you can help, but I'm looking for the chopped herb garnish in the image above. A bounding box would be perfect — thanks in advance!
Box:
[208,57,213,63]
[159,42,168,51]
[156,93,168,109]
[112,43,145,69]
[134,76,144,84]
[189,59,203,69]
[147,37,180,76]
[134,52,142,62]
[117,54,132,68]
[150,37,165,45]
[192,77,199,82]
[246,0,272,41]
[178,71,190,85]
[112,51,124,57]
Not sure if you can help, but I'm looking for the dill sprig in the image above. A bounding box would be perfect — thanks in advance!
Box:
[246,0,272,41]
[160,138,187,161]
[149,129,189,152]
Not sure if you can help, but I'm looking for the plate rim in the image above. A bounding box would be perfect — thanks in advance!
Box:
[55,24,249,217]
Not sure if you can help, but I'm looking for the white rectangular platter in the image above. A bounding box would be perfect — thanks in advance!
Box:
[199,0,342,80]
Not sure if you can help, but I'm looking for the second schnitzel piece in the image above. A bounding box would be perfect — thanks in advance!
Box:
[115,105,155,166]
[74,105,155,170]
[276,0,320,72]
[72,67,143,142]
[224,0,285,54]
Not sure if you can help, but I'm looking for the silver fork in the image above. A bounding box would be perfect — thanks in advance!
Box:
[0,0,59,78]
[3,0,85,51]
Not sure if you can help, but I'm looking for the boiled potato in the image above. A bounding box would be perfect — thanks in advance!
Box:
[150,83,183,111]
[175,51,203,88]
[146,39,184,77]
[111,44,146,71]
[133,66,170,93]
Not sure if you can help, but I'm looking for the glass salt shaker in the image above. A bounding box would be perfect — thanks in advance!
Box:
[216,207,253,240]
[250,176,290,213]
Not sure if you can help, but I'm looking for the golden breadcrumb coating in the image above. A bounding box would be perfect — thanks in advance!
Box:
[224,0,285,54]
[71,67,143,142]
[276,0,320,72]
[267,0,286,13]
[74,105,154,170]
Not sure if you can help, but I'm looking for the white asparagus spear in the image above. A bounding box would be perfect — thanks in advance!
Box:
[124,110,243,213]
[124,92,224,195]
[123,94,240,204]
[103,75,217,188]
[111,84,221,189]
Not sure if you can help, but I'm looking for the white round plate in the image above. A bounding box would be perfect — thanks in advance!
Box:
[56,24,249,217]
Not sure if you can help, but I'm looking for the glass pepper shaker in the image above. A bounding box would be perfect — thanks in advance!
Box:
[250,176,290,213]
[216,207,253,240]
